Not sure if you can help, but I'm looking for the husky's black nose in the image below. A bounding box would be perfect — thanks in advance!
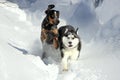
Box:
[68,42,72,44]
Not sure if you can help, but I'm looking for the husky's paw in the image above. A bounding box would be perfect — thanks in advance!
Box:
[63,68,68,71]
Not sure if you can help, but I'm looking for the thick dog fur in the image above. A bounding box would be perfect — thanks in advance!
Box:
[58,25,81,71]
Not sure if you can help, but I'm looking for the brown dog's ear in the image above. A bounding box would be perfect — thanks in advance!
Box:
[45,10,49,14]
[45,4,55,14]
[48,4,55,9]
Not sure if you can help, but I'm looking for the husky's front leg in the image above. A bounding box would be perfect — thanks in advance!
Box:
[62,55,69,71]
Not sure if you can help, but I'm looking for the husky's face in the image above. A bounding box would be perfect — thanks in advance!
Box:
[62,31,79,49]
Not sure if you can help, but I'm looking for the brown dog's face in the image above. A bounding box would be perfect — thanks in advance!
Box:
[46,10,60,25]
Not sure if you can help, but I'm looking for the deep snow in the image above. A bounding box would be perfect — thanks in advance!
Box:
[0,0,120,80]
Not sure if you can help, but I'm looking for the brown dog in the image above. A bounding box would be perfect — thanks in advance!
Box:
[41,4,60,49]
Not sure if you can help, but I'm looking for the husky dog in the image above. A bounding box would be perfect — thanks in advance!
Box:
[58,25,81,71]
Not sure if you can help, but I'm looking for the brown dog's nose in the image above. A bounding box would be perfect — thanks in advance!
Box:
[57,20,59,23]
[54,19,59,25]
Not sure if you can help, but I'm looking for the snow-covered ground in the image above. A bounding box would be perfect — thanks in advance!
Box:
[0,0,120,80]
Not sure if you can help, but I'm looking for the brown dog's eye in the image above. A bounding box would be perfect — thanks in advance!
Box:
[50,15,55,19]
[56,11,59,18]
[57,13,59,18]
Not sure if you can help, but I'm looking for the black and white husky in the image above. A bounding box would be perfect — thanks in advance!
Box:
[58,25,81,71]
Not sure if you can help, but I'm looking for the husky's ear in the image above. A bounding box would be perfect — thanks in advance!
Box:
[75,28,79,34]
[45,4,55,14]
[64,28,68,34]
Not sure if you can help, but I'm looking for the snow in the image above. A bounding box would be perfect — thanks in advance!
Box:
[0,0,120,80]
[0,2,58,80]
[95,0,120,24]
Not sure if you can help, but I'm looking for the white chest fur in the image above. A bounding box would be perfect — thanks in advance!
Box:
[61,46,79,71]
[62,46,79,60]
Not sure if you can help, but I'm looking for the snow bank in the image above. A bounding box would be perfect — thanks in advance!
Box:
[0,2,59,80]
[95,0,120,24]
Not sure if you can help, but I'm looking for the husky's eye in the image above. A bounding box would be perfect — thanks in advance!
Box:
[64,34,68,37]
[72,37,74,39]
